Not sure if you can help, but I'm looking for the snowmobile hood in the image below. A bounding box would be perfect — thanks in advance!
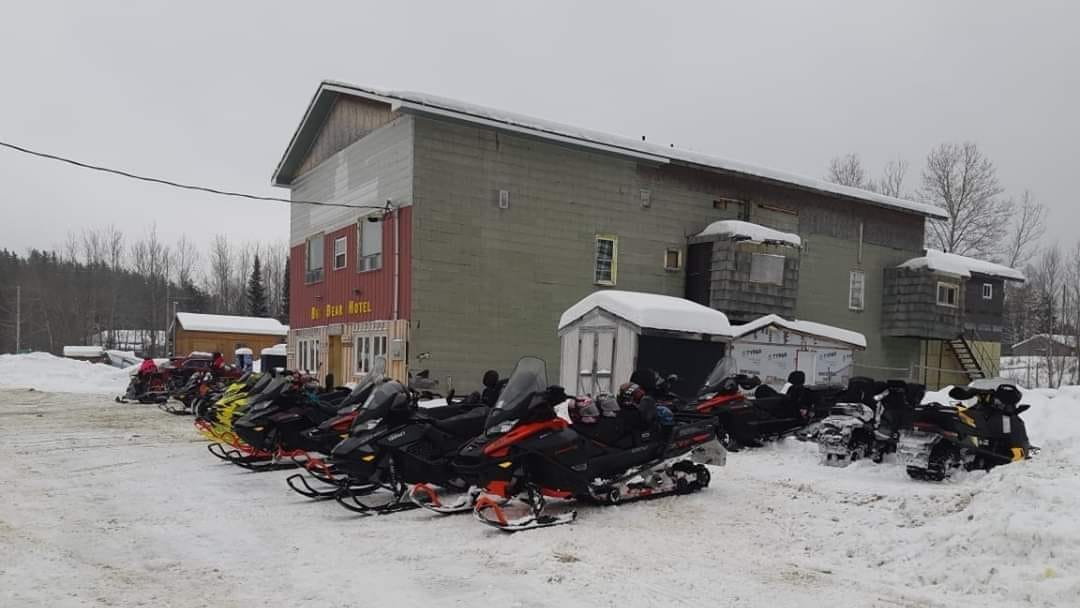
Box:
[339,356,388,409]
[352,380,412,429]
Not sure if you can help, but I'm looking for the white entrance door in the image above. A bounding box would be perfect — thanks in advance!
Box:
[578,328,616,396]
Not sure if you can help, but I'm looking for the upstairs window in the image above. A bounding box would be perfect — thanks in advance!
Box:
[305,234,324,283]
[982,283,993,300]
[937,282,959,308]
[594,235,618,285]
[333,236,347,270]
[848,270,866,311]
[749,253,784,286]
[358,217,383,272]
[664,248,683,271]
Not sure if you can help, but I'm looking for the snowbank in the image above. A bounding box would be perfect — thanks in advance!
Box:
[0,352,130,395]
[899,249,1026,282]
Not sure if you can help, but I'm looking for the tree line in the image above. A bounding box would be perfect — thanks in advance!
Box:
[0,224,288,356]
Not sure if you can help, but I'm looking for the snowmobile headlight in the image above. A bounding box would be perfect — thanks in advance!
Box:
[498,461,513,469]
[360,453,377,462]
[254,426,265,432]
[700,392,717,400]
[489,420,517,436]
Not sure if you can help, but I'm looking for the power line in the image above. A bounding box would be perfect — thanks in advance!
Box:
[0,139,388,211]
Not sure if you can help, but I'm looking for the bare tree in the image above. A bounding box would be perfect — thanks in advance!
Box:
[876,159,909,198]
[1030,246,1065,386]
[1003,190,1047,269]
[826,153,868,188]
[208,235,232,313]
[173,235,200,287]
[921,142,1010,259]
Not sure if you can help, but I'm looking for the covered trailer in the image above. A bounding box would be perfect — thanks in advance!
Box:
[725,315,866,387]
[558,290,732,396]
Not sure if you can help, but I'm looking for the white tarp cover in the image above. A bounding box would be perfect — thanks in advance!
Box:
[558,290,731,336]
[730,327,857,387]
[728,314,867,349]
[695,220,802,247]
[175,313,288,336]
[899,249,1026,282]
[62,346,104,358]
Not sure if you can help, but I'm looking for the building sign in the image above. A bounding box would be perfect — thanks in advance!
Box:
[310,300,373,321]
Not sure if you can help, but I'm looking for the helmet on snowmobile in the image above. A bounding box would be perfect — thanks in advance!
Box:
[618,382,646,407]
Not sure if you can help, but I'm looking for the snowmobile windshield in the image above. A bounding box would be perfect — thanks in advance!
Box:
[353,380,407,426]
[484,357,548,433]
[701,357,737,394]
[341,356,387,408]
[248,373,274,396]
[248,377,288,408]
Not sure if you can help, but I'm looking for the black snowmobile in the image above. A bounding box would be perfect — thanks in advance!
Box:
[816,378,923,466]
[446,356,724,532]
[680,357,841,450]
[898,383,1036,480]
[225,369,371,472]
[292,371,502,514]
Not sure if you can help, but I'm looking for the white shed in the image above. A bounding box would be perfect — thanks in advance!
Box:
[726,315,867,387]
[558,290,732,396]
[558,291,867,395]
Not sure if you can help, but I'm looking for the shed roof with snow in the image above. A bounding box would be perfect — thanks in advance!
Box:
[558,290,732,337]
[898,249,1025,282]
[693,220,802,247]
[273,82,947,220]
[728,314,867,349]
[174,313,289,336]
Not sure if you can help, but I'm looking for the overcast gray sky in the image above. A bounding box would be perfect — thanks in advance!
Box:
[1,1,1076,261]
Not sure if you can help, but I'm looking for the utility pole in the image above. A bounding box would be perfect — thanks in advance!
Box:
[14,285,20,354]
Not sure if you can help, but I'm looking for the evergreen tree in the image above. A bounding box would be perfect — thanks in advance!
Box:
[247,254,269,317]
[280,257,290,323]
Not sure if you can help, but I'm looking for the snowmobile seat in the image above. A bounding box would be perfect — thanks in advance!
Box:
[430,406,489,438]
[755,384,781,399]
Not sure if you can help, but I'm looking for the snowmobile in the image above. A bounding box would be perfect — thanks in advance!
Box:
[680,357,841,450]
[898,383,1036,480]
[291,380,492,513]
[117,358,171,404]
[815,378,922,466]
[194,372,273,442]
[223,374,358,472]
[445,357,724,532]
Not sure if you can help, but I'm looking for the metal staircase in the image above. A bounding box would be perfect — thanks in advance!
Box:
[947,336,987,381]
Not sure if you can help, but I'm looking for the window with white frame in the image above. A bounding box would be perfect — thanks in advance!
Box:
[333,236,347,270]
[357,217,383,272]
[982,282,993,300]
[355,334,387,374]
[297,339,321,374]
[848,270,866,310]
[305,234,324,283]
[937,282,959,307]
[594,235,618,285]
[749,253,785,285]
[664,248,682,271]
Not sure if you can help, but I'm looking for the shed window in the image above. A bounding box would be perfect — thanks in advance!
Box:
[664,248,682,271]
[355,334,388,374]
[848,270,866,311]
[305,234,324,283]
[594,235,618,285]
[937,282,959,308]
[333,236,347,270]
[749,253,785,285]
[982,283,993,300]
[358,217,383,272]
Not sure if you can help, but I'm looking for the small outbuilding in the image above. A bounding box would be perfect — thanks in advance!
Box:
[558,290,867,396]
[171,313,289,359]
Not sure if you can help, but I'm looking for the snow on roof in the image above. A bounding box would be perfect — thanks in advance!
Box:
[899,249,1026,282]
[175,313,288,336]
[695,220,801,247]
[63,346,105,358]
[728,314,867,349]
[1012,334,1078,350]
[274,82,947,220]
[559,290,731,335]
[261,344,288,357]
[234,347,254,356]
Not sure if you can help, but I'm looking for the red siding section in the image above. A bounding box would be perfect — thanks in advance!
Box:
[289,206,412,329]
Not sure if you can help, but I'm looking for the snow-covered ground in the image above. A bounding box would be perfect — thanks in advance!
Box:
[0,356,1078,607]
[0,352,130,394]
